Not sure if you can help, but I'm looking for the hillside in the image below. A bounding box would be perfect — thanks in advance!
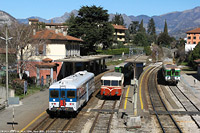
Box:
[0,10,17,26]
[2,6,200,39]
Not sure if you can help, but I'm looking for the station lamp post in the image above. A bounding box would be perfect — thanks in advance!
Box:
[0,26,13,106]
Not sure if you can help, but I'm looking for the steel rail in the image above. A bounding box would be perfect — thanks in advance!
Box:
[89,100,106,133]
[107,100,117,133]
[43,118,58,131]
[23,69,114,132]
[148,67,182,133]
[31,115,49,131]
[169,85,200,128]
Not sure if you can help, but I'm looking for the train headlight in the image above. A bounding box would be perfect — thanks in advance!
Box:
[165,76,170,80]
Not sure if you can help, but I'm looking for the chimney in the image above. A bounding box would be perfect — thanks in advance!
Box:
[51,19,53,24]
[63,31,67,36]
[55,29,58,34]
[33,29,36,35]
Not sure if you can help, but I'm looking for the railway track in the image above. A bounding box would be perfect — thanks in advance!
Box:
[31,116,72,131]
[169,85,200,128]
[89,100,117,133]
[148,67,182,133]
[24,70,114,132]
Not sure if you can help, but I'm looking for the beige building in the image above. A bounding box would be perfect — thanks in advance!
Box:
[18,29,83,84]
[112,24,128,42]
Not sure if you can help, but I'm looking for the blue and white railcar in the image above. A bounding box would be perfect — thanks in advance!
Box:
[47,71,95,115]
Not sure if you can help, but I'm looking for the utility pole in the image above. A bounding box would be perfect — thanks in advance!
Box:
[0,25,12,106]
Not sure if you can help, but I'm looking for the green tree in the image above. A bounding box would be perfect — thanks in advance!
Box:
[164,19,168,35]
[65,13,76,26]
[133,32,148,46]
[188,43,200,69]
[111,13,125,25]
[138,19,146,33]
[128,21,139,34]
[144,46,152,56]
[157,32,172,46]
[157,20,173,47]
[68,5,114,55]
[147,18,156,35]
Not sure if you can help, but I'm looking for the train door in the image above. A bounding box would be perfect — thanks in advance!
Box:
[60,86,66,108]
[171,69,175,80]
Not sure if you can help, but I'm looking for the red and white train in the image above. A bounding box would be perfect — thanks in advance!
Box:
[100,72,124,97]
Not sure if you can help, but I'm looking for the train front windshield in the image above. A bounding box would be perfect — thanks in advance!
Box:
[104,80,111,86]
[102,80,121,86]
[175,71,180,76]
[50,90,59,98]
[111,80,119,86]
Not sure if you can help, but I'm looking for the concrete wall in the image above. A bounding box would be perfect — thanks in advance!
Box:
[0,86,14,100]
[185,44,197,52]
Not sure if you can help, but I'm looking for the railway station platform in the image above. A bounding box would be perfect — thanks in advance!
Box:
[118,84,141,128]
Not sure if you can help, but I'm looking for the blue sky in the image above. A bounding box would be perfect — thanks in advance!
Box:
[0,0,200,19]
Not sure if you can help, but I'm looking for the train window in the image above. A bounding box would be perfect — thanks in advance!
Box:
[167,71,171,76]
[111,80,119,86]
[175,71,179,76]
[50,90,59,98]
[104,80,110,86]
[115,69,120,72]
[67,91,75,98]
[61,91,65,98]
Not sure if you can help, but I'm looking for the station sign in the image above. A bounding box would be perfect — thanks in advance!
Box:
[8,97,19,105]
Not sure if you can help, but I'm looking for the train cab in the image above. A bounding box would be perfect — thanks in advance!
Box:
[100,72,124,97]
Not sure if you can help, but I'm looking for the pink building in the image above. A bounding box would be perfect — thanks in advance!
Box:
[185,28,200,52]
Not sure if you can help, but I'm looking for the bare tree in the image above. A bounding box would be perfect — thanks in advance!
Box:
[7,23,46,79]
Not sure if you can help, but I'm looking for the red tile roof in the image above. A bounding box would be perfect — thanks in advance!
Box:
[32,29,83,42]
[28,18,39,22]
[42,58,53,62]
[194,59,200,63]
[112,24,128,30]
[186,28,200,34]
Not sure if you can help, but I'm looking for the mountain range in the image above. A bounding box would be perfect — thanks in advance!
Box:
[1,6,200,38]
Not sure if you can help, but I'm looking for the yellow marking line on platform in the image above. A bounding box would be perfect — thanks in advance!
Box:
[20,111,46,132]
[139,67,152,110]
[124,85,130,110]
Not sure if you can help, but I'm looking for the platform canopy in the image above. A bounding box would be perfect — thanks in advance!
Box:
[125,55,148,63]
[55,55,113,62]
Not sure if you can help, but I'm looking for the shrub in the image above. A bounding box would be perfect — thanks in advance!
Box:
[27,76,36,85]
[11,78,25,95]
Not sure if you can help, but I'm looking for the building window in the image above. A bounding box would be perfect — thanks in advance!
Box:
[188,42,190,44]
[35,44,46,56]
[193,36,196,39]
[188,36,191,39]
[194,42,196,44]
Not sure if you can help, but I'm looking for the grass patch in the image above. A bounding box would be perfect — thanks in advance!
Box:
[106,59,124,66]
[97,48,129,55]
[180,62,189,66]
[16,85,43,99]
